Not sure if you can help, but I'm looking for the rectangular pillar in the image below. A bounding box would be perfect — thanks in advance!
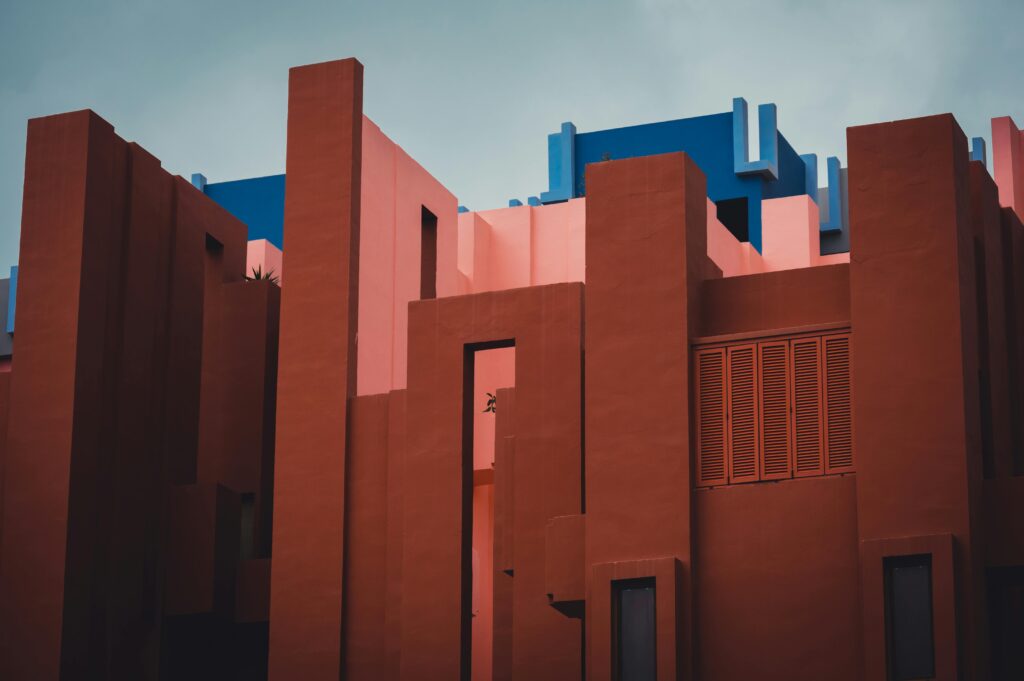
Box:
[268,58,363,681]
[0,112,109,680]
[583,151,709,681]
[847,114,989,680]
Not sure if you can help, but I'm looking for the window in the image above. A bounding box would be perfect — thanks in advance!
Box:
[884,555,935,681]
[613,578,656,681]
[694,331,853,487]
[421,206,437,300]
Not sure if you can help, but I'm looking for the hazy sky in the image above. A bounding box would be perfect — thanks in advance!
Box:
[2,0,1022,272]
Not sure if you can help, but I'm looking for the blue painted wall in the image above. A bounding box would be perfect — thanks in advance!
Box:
[203,174,286,248]
[6,265,15,336]
[570,113,806,252]
[0,276,11,357]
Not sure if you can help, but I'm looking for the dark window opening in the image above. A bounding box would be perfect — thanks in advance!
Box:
[884,554,935,681]
[613,577,656,681]
[989,566,1024,681]
[421,207,437,300]
[239,494,256,561]
[205,233,223,253]
[715,197,749,243]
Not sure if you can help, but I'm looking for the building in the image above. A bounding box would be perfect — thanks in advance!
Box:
[0,56,1022,680]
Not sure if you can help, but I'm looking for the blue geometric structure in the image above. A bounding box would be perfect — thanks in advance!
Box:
[820,156,845,235]
[799,154,820,203]
[194,99,852,257]
[539,122,577,204]
[6,265,16,335]
[538,98,809,252]
[971,137,987,167]
[200,174,286,248]
[732,98,779,180]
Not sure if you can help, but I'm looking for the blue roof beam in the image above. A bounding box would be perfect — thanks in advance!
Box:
[6,265,16,335]
[820,156,845,234]
[800,153,820,204]
[732,98,779,180]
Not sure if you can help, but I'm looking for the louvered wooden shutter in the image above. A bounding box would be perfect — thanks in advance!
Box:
[759,341,792,480]
[791,337,825,477]
[695,348,727,487]
[823,333,853,473]
[727,344,760,483]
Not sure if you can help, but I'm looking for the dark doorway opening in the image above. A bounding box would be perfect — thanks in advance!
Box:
[884,554,935,681]
[612,577,656,681]
[989,566,1024,681]
[463,340,515,681]
[714,197,749,242]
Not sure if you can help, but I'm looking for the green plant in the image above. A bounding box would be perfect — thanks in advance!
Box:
[482,392,497,413]
[246,265,280,285]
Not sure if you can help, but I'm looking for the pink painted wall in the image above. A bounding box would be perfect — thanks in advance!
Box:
[993,116,1024,222]
[246,239,283,283]
[761,195,819,270]
[457,200,586,295]
[457,212,492,294]
[706,198,765,277]
[456,195,844,292]
[356,116,459,396]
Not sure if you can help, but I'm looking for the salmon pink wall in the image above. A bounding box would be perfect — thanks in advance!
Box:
[356,117,458,396]
[456,195,843,294]
[706,198,765,276]
[246,239,283,283]
[993,116,1024,222]
[761,195,820,270]
[457,212,492,294]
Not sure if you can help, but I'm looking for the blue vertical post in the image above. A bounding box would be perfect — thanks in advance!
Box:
[6,265,17,334]
[540,122,577,203]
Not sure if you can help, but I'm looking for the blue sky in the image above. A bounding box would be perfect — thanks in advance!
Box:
[1,0,1022,272]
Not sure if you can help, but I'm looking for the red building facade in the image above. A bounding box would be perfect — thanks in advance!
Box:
[0,57,1023,680]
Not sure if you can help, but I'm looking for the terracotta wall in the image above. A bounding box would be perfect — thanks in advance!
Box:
[847,113,989,679]
[0,107,271,680]
[267,58,362,681]
[694,476,861,680]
